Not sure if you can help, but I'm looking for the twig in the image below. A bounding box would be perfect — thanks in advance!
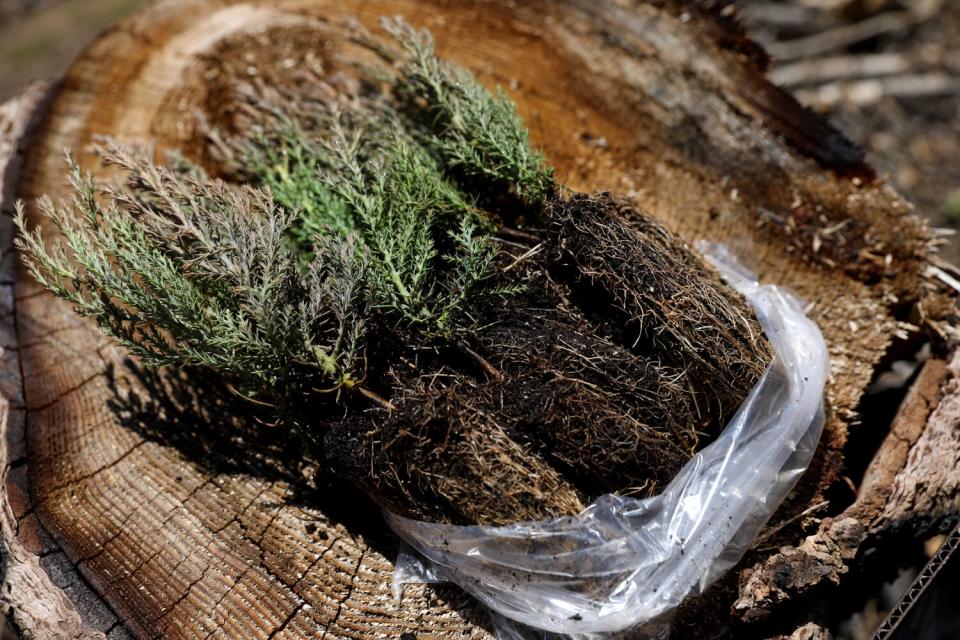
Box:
[497,226,541,244]
[933,256,960,277]
[771,52,911,87]
[354,385,396,411]
[769,11,914,61]
[459,342,504,381]
[796,72,960,108]
[798,0,862,11]
[503,242,544,273]
[226,382,279,408]
[741,3,828,34]
[927,265,960,295]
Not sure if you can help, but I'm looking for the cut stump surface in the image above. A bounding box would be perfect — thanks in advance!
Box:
[2,1,955,638]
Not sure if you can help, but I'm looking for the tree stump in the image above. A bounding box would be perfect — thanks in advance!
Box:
[0,1,956,638]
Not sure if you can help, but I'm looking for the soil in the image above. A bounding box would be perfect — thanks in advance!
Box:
[319,191,773,525]
[550,192,773,420]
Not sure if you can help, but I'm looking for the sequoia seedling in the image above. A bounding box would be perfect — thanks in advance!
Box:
[15,18,773,525]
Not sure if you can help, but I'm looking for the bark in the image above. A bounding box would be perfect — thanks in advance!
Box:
[0,1,955,638]
[735,354,960,623]
[0,85,118,639]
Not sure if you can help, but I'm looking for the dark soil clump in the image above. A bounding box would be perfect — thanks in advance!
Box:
[322,209,775,526]
[473,300,700,499]
[324,374,586,525]
[316,189,777,526]
[549,192,774,428]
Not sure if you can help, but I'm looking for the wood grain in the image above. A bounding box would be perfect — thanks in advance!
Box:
[7,1,953,637]
[1,85,129,640]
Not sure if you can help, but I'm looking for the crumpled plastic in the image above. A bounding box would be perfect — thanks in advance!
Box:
[386,244,829,638]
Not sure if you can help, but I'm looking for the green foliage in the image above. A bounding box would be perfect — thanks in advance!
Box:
[15,19,549,413]
[226,81,500,334]
[251,133,354,245]
[382,17,556,205]
[14,146,368,403]
[321,118,496,331]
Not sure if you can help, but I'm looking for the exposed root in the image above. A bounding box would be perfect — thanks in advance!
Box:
[458,342,504,382]
[322,217,774,525]
[324,375,585,525]
[548,192,774,428]
[474,300,700,499]
[352,385,396,411]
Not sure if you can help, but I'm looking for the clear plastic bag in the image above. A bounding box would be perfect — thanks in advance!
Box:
[386,245,828,638]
